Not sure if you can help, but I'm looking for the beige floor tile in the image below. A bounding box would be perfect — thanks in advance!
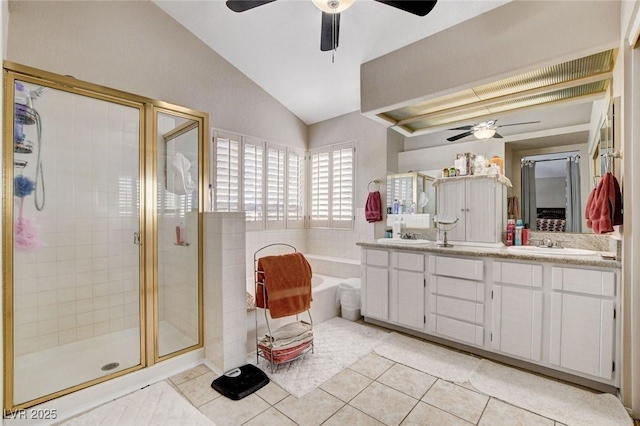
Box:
[422,380,489,424]
[170,364,212,386]
[243,407,297,426]
[478,399,553,426]
[350,381,418,426]
[177,372,221,407]
[323,405,384,426]
[401,402,473,426]
[349,353,395,379]
[377,363,437,399]
[275,388,344,426]
[255,381,289,405]
[320,368,373,402]
[199,393,269,426]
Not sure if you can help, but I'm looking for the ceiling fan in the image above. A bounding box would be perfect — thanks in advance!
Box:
[225,0,438,52]
[446,120,541,142]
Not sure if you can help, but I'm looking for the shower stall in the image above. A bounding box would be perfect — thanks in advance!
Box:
[3,63,207,411]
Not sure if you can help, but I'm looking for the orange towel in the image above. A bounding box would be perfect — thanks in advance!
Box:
[255,253,312,319]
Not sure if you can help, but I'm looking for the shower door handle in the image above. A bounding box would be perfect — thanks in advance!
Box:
[133,232,142,246]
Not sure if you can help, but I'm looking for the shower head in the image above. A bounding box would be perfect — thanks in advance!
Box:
[29,86,49,99]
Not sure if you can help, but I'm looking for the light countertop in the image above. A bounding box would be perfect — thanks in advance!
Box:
[356,241,621,269]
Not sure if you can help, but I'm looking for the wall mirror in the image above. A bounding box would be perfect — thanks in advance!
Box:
[154,108,205,360]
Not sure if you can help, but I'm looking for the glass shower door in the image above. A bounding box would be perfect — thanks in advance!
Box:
[8,76,144,408]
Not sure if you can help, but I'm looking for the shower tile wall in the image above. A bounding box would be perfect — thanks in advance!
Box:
[13,89,140,356]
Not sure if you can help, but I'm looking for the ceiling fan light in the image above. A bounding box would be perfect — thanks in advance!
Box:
[312,0,355,13]
[474,128,496,140]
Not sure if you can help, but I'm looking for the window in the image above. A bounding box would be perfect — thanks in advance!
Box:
[213,131,240,212]
[212,130,306,230]
[243,138,263,227]
[287,149,305,228]
[267,143,286,228]
[309,142,355,229]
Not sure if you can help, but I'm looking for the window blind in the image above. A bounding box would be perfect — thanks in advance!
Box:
[243,139,263,224]
[287,149,305,227]
[213,132,239,212]
[310,151,330,228]
[332,146,354,227]
[267,144,285,228]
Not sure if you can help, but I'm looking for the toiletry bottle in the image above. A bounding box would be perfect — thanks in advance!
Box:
[392,218,400,239]
[515,219,523,246]
[400,218,406,236]
[399,201,405,214]
[506,219,515,246]
[393,199,399,214]
[522,226,529,246]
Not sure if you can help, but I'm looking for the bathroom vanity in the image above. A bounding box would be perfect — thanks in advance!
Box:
[358,242,621,388]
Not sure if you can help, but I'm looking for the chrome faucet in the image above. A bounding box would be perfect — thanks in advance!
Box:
[401,233,418,240]
[538,239,563,248]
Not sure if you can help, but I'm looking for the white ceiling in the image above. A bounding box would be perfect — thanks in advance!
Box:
[154,0,510,125]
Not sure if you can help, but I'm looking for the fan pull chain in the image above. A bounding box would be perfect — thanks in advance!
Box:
[332,12,336,63]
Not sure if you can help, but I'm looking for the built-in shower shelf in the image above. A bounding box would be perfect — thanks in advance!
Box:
[14,140,34,154]
[15,103,37,125]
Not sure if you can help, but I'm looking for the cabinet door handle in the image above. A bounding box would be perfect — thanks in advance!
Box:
[461,208,465,212]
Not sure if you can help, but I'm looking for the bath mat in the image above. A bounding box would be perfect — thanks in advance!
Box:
[251,317,389,398]
[373,332,481,383]
[469,360,632,426]
[61,381,215,426]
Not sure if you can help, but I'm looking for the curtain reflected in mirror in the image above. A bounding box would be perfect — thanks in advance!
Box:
[156,111,201,358]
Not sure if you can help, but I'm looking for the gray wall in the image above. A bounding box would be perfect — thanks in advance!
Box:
[6,1,307,148]
[536,177,567,208]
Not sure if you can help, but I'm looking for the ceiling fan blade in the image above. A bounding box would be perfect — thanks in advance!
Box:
[493,132,504,139]
[225,0,276,12]
[497,121,541,128]
[447,131,473,142]
[374,0,438,16]
[448,125,474,131]
[320,12,340,52]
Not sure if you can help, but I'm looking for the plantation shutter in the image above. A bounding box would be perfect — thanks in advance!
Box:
[267,143,286,229]
[243,138,264,228]
[287,148,305,228]
[309,150,330,228]
[331,145,355,228]
[213,131,239,212]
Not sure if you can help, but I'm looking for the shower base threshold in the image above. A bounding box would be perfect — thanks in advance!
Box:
[13,321,196,405]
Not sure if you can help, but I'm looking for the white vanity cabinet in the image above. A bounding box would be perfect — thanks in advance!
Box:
[549,266,617,381]
[428,256,485,346]
[491,261,543,361]
[361,249,389,320]
[390,251,425,330]
[436,176,505,244]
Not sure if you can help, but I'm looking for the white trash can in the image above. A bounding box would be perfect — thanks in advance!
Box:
[336,278,362,321]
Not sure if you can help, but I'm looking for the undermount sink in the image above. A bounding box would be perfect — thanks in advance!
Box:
[377,238,430,245]
[507,245,598,256]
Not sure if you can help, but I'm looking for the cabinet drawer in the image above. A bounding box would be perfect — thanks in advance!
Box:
[365,249,389,267]
[552,267,615,297]
[431,276,484,302]
[395,252,425,272]
[493,262,542,287]
[429,256,483,281]
[430,295,483,324]
[430,314,484,346]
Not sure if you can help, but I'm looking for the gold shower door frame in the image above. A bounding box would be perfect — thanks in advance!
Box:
[2,62,207,412]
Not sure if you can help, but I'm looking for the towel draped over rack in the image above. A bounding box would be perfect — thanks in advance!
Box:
[256,252,312,318]
[585,172,622,234]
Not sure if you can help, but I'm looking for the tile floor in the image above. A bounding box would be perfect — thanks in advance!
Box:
[167,352,571,426]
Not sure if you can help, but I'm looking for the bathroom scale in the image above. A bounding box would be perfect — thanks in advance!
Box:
[211,364,269,400]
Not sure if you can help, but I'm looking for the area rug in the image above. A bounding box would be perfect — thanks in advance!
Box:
[373,332,481,383]
[469,359,632,426]
[62,381,215,426]
[253,317,390,398]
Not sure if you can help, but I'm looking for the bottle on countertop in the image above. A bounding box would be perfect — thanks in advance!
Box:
[522,226,530,246]
[393,199,399,214]
[393,218,401,239]
[515,219,524,246]
[506,219,515,246]
[399,200,405,214]
[400,218,406,235]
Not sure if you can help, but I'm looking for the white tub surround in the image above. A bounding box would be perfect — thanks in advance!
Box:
[204,213,247,372]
